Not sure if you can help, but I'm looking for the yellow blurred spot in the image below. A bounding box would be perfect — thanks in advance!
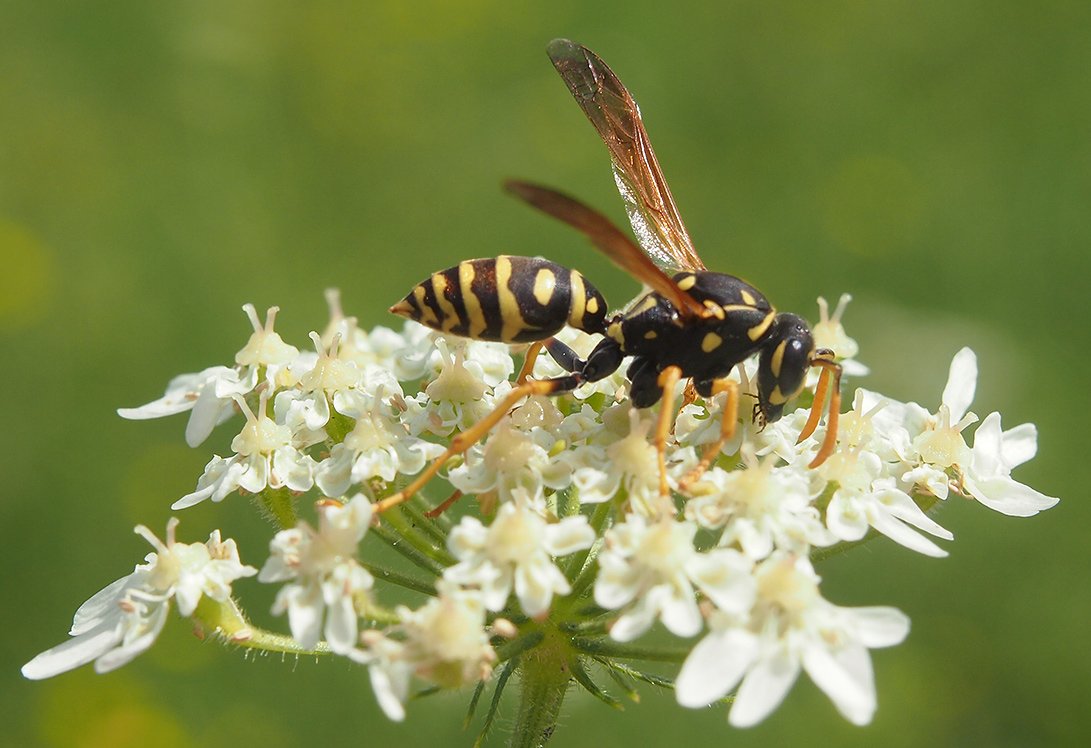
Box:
[821,155,925,257]
[0,218,54,330]
[35,671,192,748]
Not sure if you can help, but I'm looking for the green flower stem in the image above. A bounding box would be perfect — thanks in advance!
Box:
[398,498,450,547]
[558,616,611,635]
[378,504,455,567]
[370,524,444,577]
[562,500,612,595]
[570,656,623,709]
[476,658,519,747]
[257,486,297,529]
[192,596,330,656]
[496,629,546,663]
[604,661,676,690]
[361,561,438,596]
[570,637,690,663]
[510,627,573,748]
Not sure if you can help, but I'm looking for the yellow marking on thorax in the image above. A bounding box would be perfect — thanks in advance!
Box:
[644,330,658,340]
[702,332,723,352]
[703,300,726,320]
[533,267,556,306]
[677,274,697,291]
[458,262,488,338]
[431,273,460,332]
[770,339,787,379]
[413,285,438,325]
[740,289,756,305]
[586,295,600,315]
[568,270,586,328]
[747,311,776,342]
[607,320,625,346]
[496,256,529,342]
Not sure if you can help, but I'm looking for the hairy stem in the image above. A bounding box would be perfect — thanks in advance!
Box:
[510,629,572,748]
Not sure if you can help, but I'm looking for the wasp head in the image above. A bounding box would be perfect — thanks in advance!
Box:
[756,312,816,425]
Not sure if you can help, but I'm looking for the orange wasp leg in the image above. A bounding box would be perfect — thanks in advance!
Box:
[796,356,843,469]
[678,378,740,491]
[424,489,463,519]
[653,366,684,498]
[516,341,545,384]
[374,376,575,514]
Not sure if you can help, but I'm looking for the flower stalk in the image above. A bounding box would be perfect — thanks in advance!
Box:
[510,628,574,748]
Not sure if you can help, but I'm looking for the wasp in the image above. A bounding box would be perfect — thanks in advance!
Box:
[378,39,841,513]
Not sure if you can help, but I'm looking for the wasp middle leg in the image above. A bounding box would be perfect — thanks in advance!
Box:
[677,377,741,491]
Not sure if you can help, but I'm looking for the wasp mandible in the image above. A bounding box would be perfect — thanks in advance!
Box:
[379,39,841,513]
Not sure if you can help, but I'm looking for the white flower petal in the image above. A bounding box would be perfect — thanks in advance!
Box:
[282,585,324,650]
[93,603,170,673]
[802,642,876,726]
[22,620,124,680]
[869,509,948,558]
[729,648,801,728]
[185,383,234,447]
[659,586,703,638]
[314,446,355,498]
[676,628,758,708]
[845,606,911,648]
[1000,422,1037,468]
[324,596,359,655]
[970,411,1004,477]
[369,661,410,722]
[609,589,663,642]
[942,347,977,423]
[542,516,595,556]
[826,494,868,542]
[877,489,954,540]
[70,577,133,634]
[963,475,1059,517]
[687,550,755,616]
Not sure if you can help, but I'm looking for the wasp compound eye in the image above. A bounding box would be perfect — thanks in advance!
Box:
[757,313,815,424]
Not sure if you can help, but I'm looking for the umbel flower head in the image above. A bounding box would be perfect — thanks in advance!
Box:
[24,293,1058,745]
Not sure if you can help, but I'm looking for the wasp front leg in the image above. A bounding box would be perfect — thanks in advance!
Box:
[796,353,843,468]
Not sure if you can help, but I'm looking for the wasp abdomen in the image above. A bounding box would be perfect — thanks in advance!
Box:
[390,255,608,343]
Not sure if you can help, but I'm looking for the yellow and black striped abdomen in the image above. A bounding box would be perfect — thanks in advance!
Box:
[390,255,608,343]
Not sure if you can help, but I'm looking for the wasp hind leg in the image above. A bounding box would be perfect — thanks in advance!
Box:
[374,373,581,514]
[516,341,545,384]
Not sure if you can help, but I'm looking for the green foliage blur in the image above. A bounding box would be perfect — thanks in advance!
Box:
[3,2,1088,746]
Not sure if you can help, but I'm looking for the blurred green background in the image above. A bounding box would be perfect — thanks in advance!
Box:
[3,1,1088,746]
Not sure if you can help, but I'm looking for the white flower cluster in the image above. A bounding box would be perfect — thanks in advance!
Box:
[25,291,1058,732]
[22,519,256,680]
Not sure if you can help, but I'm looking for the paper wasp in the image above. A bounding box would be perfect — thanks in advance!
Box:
[379,39,841,512]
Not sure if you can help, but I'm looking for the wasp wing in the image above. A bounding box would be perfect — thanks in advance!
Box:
[547,38,706,273]
[504,180,707,319]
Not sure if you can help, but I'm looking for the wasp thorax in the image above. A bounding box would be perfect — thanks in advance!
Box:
[757,313,815,424]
